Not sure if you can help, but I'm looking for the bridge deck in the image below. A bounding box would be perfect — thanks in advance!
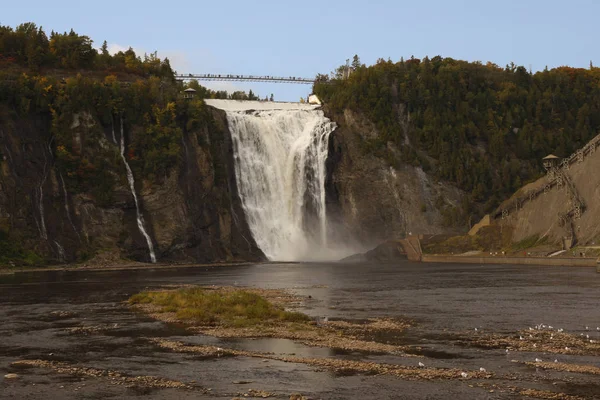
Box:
[175,74,314,84]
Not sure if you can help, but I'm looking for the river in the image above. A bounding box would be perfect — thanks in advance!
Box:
[1,262,599,399]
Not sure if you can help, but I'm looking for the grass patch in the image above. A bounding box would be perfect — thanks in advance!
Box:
[0,230,44,267]
[129,287,309,328]
[510,234,548,252]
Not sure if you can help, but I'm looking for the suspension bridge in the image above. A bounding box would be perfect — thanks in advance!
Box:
[175,74,315,84]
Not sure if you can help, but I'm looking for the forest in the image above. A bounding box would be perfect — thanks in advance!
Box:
[314,56,600,211]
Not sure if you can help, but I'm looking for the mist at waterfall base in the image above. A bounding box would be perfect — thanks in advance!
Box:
[207,100,356,262]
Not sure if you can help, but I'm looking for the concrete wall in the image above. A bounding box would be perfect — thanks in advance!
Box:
[421,255,597,267]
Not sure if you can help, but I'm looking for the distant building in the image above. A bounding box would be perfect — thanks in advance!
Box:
[183,88,197,99]
[308,94,321,105]
[542,154,560,171]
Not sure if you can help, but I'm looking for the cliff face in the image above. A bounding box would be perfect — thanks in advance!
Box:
[0,106,264,265]
[324,107,465,249]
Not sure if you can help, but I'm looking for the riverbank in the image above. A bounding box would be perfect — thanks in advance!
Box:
[0,260,261,275]
[421,254,598,267]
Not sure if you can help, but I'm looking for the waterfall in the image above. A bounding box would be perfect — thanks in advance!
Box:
[118,118,156,263]
[206,100,338,261]
[59,173,81,242]
[37,153,49,240]
[53,240,65,262]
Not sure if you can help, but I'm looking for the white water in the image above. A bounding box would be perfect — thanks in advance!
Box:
[53,240,65,262]
[207,99,341,261]
[37,153,49,240]
[118,118,156,263]
[59,173,82,242]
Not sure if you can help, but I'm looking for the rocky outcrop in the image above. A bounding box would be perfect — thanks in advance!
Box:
[324,107,465,250]
[0,106,264,265]
[341,240,408,263]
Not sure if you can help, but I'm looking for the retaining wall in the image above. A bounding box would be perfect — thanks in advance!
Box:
[421,255,597,267]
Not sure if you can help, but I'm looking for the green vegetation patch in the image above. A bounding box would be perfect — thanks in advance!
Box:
[129,287,309,328]
[0,230,44,267]
[510,234,549,252]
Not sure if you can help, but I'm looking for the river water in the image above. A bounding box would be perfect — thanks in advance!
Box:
[1,262,599,399]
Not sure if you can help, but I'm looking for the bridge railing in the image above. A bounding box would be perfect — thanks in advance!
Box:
[175,74,315,84]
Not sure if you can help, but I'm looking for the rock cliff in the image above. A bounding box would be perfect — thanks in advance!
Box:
[324,107,466,250]
[0,105,264,265]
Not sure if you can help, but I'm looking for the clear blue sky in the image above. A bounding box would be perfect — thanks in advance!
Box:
[3,0,599,101]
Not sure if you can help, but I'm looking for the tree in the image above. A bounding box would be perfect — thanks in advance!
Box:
[352,54,361,70]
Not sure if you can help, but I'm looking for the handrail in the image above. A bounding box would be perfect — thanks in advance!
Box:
[174,74,315,84]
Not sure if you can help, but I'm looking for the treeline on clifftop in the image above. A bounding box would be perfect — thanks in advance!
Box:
[0,22,174,78]
[314,56,600,212]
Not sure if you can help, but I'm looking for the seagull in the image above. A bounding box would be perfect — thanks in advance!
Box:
[418,362,425,368]
[535,358,543,362]
[529,327,533,331]
[596,327,599,331]
[565,347,570,351]
[586,334,590,339]
[519,336,524,340]
[461,372,468,378]
[558,328,564,333]
[533,344,537,348]
[554,359,558,363]
[591,340,596,344]
[548,325,553,329]
[550,335,554,340]
[474,328,478,332]
[585,326,589,330]
[479,367,486,372]
[505,349,509,354]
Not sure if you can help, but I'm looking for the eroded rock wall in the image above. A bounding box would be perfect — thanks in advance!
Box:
[0,106,264,265]
[324,108,465,250]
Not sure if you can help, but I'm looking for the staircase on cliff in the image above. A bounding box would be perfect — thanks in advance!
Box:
[492,133,600,249]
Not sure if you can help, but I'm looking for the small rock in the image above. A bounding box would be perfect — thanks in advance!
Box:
[4,373,19,379]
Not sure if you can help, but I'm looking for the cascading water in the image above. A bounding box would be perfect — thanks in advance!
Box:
[206,100,340,261]
[118,118,157,263]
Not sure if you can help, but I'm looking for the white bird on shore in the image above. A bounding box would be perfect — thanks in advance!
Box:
[558,328,564,333]
[554,359,558,363]
[535,358,543,362]
[586,334,590,339]
[474,328,478,332]
[565,347,570,351]
[590,340,596,344]
[479,367,486,372]
[519,336,524,340]
[461,372,468,378]
[585,326,589,330]
[505,349,509,354]
[596,327,599,331]
[418,362,425,368]
[533,344,537,348]
[548,325,553,329]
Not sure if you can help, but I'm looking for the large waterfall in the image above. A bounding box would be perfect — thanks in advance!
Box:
[206,100,339,261]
